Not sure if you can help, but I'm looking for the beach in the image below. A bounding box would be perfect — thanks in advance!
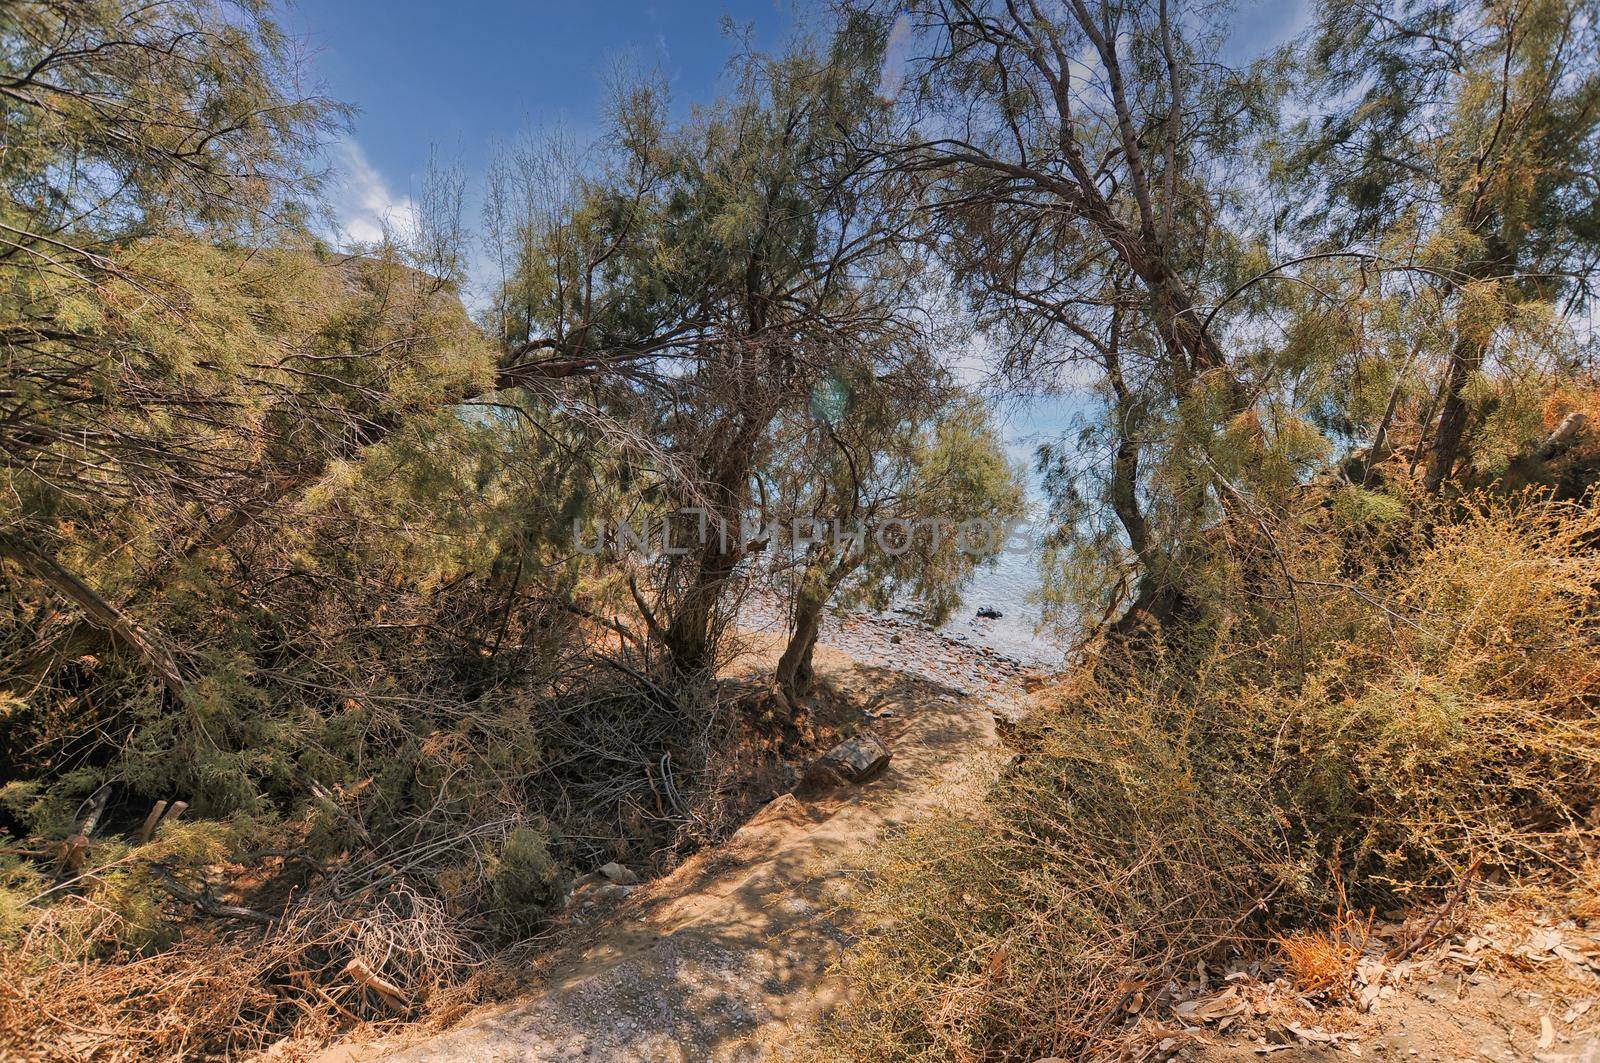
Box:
[739,594,1051,694]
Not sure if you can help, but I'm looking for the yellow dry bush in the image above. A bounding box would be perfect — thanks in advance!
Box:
[808,490,1600,1062]
[1295,492,1600,878]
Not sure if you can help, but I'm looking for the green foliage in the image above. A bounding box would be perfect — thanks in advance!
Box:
[3,0,1600,1056]
[857,401,1026,623]
[1332,484,1408,530]
[486,825,567,940]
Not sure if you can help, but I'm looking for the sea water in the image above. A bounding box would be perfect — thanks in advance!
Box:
[923,392,1089,667]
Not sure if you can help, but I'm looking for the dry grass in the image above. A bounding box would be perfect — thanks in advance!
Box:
[1278,909,1370,998]
[802,489,1600,1062]
[0,864,515,1061]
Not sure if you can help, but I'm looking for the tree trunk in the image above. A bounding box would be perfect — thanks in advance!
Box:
[776,545,859,711]
[661,446,754,678]
[776,587,825,707]
[1424,329,1486,493]
[0,531,187,698]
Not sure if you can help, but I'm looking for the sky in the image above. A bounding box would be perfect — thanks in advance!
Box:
[287,0,1310,264]
[287,0,798,251]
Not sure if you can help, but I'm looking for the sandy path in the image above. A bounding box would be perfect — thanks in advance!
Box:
[327,636,1009,1063]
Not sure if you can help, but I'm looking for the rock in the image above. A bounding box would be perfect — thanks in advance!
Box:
[563,872,635,912]
[815,733,891,783]
[976,606,1003,619]
[1538,410,1589,458]
[735,792,811,838]
[597,861,639,885]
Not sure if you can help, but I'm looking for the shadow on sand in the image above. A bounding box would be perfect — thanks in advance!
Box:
[370,663,1000,1063]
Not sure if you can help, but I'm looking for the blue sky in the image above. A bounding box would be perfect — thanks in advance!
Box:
[287,0,798,246]
[288,0,1309,253]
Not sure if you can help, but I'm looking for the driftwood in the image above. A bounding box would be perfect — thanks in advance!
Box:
[137,800,169,845]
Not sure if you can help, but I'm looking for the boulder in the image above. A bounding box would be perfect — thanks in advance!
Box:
[563,876,635,913]
[816,733,891,783]
[597,861,639,885]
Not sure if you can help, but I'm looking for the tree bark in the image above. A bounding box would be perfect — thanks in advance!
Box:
[1424,328,1486,493]
[0,531,187,698]
[661,445,755,678]
[776,543,860,710]
[775,603,822,705]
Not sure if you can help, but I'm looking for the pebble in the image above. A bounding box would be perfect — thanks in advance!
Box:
[742,595,1046,694]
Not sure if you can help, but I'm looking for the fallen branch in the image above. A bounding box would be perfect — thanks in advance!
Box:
[0,530,188,698]
[1388,856,1484,962]
[55,784,112,880]
[152,864,274,926]
[343,957,409,1011]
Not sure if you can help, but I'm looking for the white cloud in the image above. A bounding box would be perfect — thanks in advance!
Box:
[877,10,914,103]
[327,136,418,248]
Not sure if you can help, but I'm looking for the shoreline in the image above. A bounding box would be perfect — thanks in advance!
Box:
[739,595,1049,695]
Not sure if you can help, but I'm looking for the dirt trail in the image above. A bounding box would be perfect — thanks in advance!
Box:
[324,635,1008,1063]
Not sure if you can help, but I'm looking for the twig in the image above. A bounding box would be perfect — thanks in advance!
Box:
[1079,982,1140,1060]
[1388,856,1484,962]
[152,864,275,925]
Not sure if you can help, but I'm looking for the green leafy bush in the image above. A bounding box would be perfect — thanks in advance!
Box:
[486,825,567,939]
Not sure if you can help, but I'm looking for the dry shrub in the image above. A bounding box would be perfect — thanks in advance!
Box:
[1277,909,1369,998]
[1,897,284,1062]
[0,809,558,1060]
[1290,490,1600,878]
[0,660,809,1059]
[810,660,1291,1063]
[0,870,521,1060]
[809,490,1600,1061]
